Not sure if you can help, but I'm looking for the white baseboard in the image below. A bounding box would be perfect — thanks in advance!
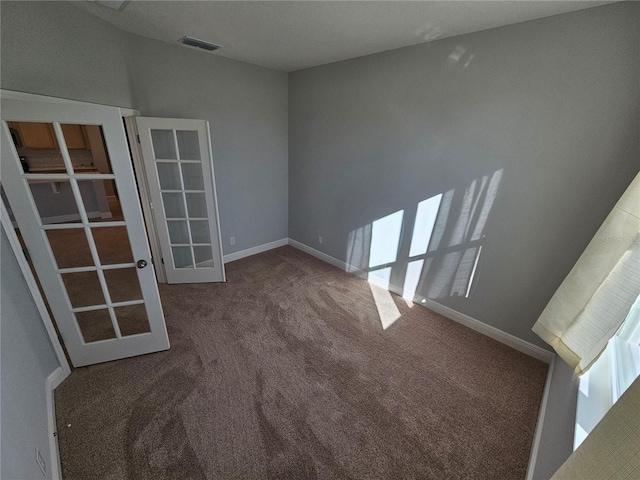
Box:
[287,239,357,272]
[223,238,289,263]
[415,297,554,363]
[46,367,69,480]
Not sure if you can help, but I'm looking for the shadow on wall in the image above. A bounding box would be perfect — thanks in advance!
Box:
[346,169,503,330]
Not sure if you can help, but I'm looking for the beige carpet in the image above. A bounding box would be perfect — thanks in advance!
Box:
[55,246,547,479]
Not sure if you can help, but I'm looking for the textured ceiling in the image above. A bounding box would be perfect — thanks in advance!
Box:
[74,1,615,72]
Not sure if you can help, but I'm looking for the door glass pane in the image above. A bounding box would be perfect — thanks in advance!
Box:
[46,228,93,269]
[61,124,112,175]
[60,124,88,151]
[185,192,207,218]
[62,271,105,308]
[77,179,117,223]
[172,246,192,268]
[60,123,94,178]
[162,192,186,218]
[157,162,181,190]
[194,246,214,268]
[150,130,176,159]
[93,226,134,265]
[7,121,63,173]
[115,304,151,336]
[104,268,143,303]
[176,130,200,160]
[189,220,210,244]
[75,309,116,343]
[181,163,204,190]
[28,180,81,224]
[167,221,190,244]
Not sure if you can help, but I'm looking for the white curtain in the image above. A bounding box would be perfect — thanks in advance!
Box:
[533,172,640,376]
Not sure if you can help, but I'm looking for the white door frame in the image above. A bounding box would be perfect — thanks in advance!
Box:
[0,89,139,117]
[0,89,142,367]
[0,198,72,375]
[125,117,226,284]
[123,117,168,283]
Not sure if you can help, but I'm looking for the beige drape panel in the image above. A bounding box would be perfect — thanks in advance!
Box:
[552,375,640,479]
[533,172,640,376]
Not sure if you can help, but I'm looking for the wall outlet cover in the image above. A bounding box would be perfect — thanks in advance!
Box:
[317,235,323,244]
[230,237,236,245]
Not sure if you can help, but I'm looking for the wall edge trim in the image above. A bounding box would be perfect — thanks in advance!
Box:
[46,366,69,480]
[223,238,289,263]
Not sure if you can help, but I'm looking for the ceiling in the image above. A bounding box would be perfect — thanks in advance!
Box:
[74,1,615,72]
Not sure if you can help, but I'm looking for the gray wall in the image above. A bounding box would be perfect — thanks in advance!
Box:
[1,228,61,480]
[1,1,289,255]
[0,1,134,108]
[125,36,288,253]
[289,2,640,349]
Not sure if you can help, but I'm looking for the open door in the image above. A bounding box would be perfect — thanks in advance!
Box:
[1,96,170,367]
[134,117,225,283]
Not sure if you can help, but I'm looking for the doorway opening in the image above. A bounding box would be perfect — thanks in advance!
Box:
[2,93,223,367]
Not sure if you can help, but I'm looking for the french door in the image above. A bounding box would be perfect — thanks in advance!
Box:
[135,117,225,283]
[1,97,169,367]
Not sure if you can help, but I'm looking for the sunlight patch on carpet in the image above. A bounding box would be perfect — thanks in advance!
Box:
[369,280,401,330]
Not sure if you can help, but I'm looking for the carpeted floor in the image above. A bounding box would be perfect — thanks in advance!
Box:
[55,246,548,479]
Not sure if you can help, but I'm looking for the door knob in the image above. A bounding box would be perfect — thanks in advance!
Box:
[136,259,148,269]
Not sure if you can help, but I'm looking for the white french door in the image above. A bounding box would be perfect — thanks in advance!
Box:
[135,117,225,283]
[1,97,169,367]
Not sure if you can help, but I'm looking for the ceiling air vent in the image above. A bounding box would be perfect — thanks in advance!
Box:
[93,1,129,11]
[178,36,221,52]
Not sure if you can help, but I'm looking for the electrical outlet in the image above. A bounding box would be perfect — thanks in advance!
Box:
[35,448,46,477]
[317,235,323,244]
[230,237,236,246]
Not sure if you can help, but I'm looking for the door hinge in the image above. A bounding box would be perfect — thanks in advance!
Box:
[136,134,140,144]
[57,334,65,349]
[22,246,31,263]
[161,257,164,265]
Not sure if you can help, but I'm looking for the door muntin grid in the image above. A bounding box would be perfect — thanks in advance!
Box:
[151,129,215,270]
[11,121,151,344]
